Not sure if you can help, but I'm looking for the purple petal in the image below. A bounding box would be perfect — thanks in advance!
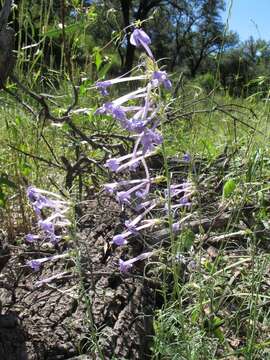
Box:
[119,259,133,273]
[25,234,40,243]
[116,191,131,204]
[112,234,127,246]
[130,29,151,47]
[183,153,191,162]
[106,158,120,172]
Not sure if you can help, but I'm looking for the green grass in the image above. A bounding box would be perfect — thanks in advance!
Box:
[150,88,270,359]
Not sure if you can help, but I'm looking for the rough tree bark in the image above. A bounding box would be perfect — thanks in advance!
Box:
[0,0,15,88]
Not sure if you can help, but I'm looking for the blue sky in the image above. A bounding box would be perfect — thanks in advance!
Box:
[222,0,270,41]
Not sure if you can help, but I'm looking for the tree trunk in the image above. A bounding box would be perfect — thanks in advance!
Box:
[0,27,15,88]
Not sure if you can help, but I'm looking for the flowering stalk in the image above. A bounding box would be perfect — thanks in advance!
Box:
[95,27,192,273]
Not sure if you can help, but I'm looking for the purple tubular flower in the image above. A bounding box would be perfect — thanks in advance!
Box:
[27,186,39,202]
[26,258,49,271]
[96,76,147,96]
[135,189,148,199]
[116,191,131,204]
[105,151,147,173]
[38,219,55,234]
[119,259,133,273]
[135,200,153,212]
[105,158,120,172]
[172,222,180,233]
[125,116,146,133]
[96,80,112,96]
[180,196,191,205]
[25,234,41,243]
[26,253,69,271]
[140,128,163,153]
[115,181,149,205]
[34,271,69,288]
[125,220,139,234]
[104,183,117,194]
[119,251,153,273]
[130,29,154,59]
[183,153,191,162]
[104,179,149,194]
[26,186,70,246]
[152,71,172,89]
[112,234,128,246]
[110,106,126,122]
[113,219,159,248]
[27,186,68,213]
[95,102,127,123]
[166,182,193,200]
[129,160,140,172]
[32,198,48,215]
[48,233,61,245]
[27,186,53,216]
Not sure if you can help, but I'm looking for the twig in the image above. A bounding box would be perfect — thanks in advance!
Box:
[7,144,65,169]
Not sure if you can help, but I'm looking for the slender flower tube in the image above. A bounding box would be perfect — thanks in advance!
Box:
[95,88,147,118]
[125,201,158,230]
[34,271,70,288]
[112,218,160,246]
[26,253,69,272]
[27,186,68,204]
[95,102,127,124]
[135,199,156,212]
[96,75,147,95]
[104,178,149,194]
[119,251,153,273]
[105,151,144,172]
[25,234,41,243]
[115,151,155,173]
[116,180,150,205]
[165,182,193,200]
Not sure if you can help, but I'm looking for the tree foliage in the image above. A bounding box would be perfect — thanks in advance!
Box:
[3,0,270,97]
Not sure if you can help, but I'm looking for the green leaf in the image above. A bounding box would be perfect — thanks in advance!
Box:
[19,163,32,177]
[94,48,102,71]
[223,179,236,199]
[43,22,84,39]
[98,62,112,78]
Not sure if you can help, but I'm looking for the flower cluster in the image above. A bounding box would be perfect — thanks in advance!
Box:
[25,186,72,280]
[26,186,71,245]
[96,28,191,273]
